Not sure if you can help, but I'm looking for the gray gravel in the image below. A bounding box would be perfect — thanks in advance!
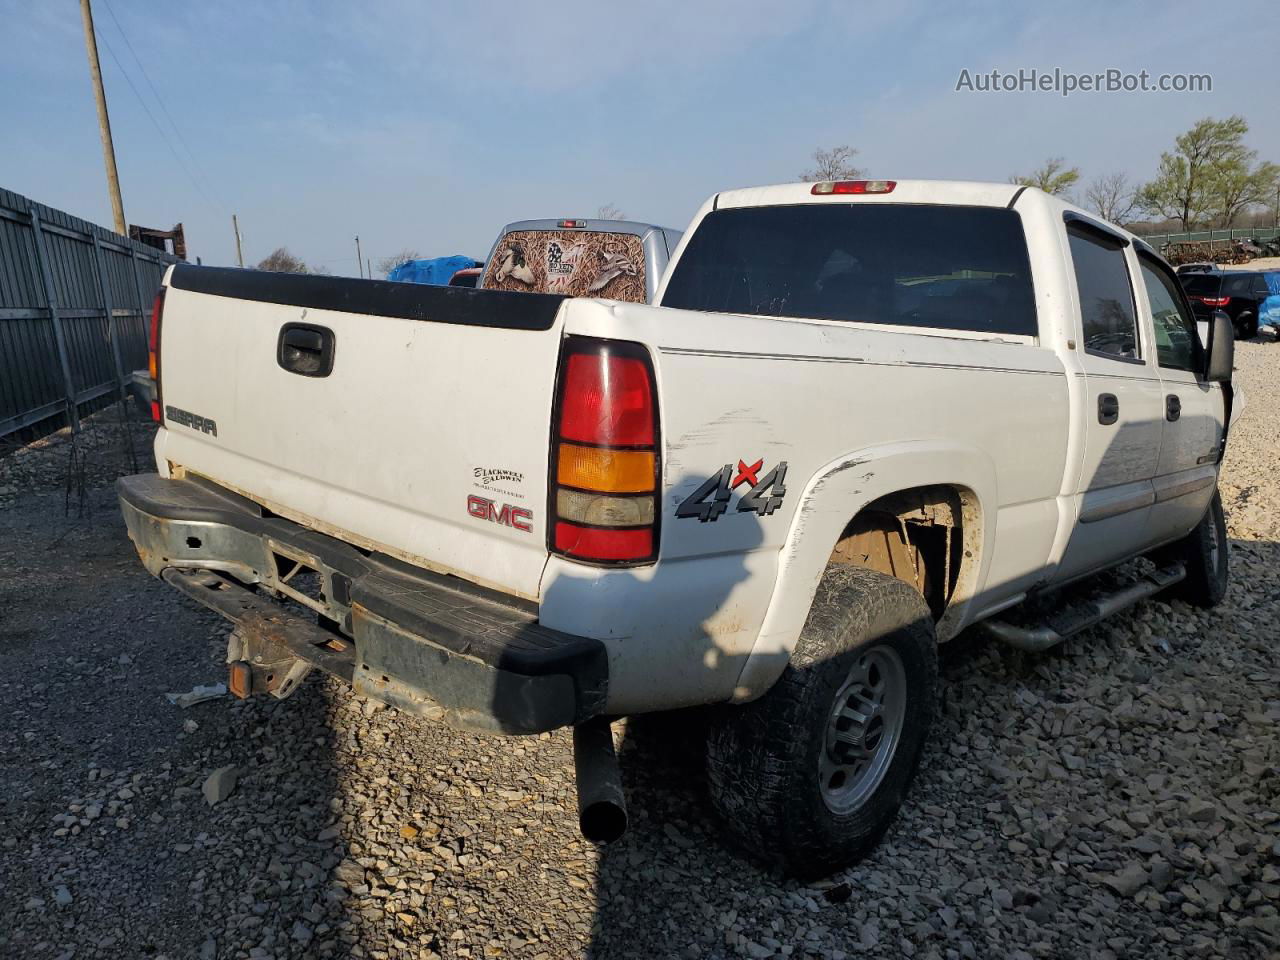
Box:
[2,343,1279,960]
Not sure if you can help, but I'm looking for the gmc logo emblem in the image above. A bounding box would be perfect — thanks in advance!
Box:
[467,495,532,533]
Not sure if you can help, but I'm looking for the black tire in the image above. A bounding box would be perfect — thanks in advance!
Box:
[1154,491,1228,608]
[1235,315,1258,341]
[705,565,937,879]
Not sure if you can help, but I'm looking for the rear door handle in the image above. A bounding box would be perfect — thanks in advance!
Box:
[1166,394,1181,421]
[278,323,335,377]
[1097,393,1119,425]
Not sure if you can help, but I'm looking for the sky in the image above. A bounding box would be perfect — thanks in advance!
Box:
[2,0,1276,276]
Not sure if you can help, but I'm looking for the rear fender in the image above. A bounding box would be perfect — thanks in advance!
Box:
[730,440,997,701]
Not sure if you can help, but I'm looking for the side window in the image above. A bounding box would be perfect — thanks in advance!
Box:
[1139,257,1202,373]
[1222,275,1246,296]
[1255,277,1271,298]
[1067,225,1140,360]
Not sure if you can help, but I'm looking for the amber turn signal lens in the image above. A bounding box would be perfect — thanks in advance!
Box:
[557,443,655,493]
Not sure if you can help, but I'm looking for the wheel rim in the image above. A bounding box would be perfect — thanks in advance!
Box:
[820,644,907,815]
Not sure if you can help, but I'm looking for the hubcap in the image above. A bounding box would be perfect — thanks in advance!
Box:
[820,645,907,815]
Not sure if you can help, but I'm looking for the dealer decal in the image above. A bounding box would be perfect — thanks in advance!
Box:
[676,459,787,522]
[467,494,532,533]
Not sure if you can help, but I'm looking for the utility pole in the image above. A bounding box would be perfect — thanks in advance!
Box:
[367,257,372,280]
[355,236,364,278]
[79,0,126,235]
[232,214,244,267]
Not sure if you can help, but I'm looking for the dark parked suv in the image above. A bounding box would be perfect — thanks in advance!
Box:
[1179,270,1269,340]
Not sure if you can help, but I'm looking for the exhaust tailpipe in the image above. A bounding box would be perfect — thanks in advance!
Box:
[572,719,628,843]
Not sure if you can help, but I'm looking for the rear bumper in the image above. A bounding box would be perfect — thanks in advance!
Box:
[116,473,607,734]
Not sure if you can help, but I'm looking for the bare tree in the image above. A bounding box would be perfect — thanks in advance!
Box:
[375,248,423,277]
[1084,172,1137,224]
[1009,157,1080,197]
[256,247,309,273]
[596,204,627,220]
[800,145,863,182]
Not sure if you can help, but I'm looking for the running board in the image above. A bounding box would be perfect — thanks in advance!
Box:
[983,564,1186,652]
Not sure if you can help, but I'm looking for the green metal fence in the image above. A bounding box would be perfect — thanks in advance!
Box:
[0,186,178,440]
[1136,226,1280,247]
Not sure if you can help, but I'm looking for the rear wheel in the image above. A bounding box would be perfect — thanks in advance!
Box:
[705,565,937,879]
[1235,314,1258,340]
[1154,491,1228,608]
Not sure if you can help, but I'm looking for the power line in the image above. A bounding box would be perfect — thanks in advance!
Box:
[93,17,218,212]
[100,0,222,208]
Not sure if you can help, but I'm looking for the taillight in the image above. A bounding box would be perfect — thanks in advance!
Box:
[1197,296,1230,307]
[810,179,896,195]
[549,336,659,565]
[148,288,166,422]
[558,219,588,228]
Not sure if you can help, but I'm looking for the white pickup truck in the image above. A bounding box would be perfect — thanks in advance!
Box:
[118,179,1235,878]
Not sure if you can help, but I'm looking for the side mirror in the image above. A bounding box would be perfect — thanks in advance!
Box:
[1204,309,1234,383]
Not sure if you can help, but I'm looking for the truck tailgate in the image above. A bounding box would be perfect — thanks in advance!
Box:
[155,265,566,600]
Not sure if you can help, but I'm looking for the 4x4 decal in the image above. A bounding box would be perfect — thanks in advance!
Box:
[676,459,788,522]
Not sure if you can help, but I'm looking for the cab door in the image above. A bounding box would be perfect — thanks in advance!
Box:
[1054,219,1164,582]
[1136,252,1222,545]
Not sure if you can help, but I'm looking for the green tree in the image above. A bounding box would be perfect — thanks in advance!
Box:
[1134,115,1271,229]
[1207,159,1280,228]
[1009,157,1080,197]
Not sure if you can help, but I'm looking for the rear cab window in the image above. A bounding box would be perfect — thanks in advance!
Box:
[482,230,647,302]
[1065,224,1141,361]
[660,203,1037,337]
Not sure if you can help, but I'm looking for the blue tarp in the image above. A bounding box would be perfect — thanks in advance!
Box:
[386,256,479,285]
[1258,271,1280,330]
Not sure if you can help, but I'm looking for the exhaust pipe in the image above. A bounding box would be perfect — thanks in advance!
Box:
[572,719,628,843]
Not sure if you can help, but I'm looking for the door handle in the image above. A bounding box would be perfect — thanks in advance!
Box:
[277,323,335,377]
[1166,394,1181,421]
[1097,393,1119,425]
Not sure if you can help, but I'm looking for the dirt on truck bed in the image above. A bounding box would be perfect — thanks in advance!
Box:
[2,344,1279,960]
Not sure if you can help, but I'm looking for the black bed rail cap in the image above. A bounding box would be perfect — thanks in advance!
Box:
[167,263,566,331]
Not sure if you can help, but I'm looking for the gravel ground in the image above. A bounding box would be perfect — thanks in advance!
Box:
[1,344,1278,960]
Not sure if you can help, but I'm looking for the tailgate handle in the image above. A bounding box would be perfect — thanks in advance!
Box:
[278,323,335,377]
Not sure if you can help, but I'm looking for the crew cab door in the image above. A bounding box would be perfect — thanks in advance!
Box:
[1055,220,1164,581]
[1136,253,1222,543]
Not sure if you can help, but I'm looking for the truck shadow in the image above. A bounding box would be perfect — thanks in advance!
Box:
[511,476,775,959]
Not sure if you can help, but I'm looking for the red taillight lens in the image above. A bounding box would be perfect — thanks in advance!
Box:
[558,351,655,446]
[549,337,659,565]
[148,288,165,422]
[1197,296,1230,307]
[553,523,653,561]
[810,180,896,195]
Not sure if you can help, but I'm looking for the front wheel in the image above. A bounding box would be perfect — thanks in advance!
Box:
[705,565,937,879]
[1155,491,1229,608]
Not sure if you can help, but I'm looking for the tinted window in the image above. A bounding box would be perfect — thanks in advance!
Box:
[1067,225,1139,359]
[1223,274,1254,296]
[1181,274,1222,296]
[1139,257,1202,372]
[481,230,647,302]
[661,204,1036,336]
